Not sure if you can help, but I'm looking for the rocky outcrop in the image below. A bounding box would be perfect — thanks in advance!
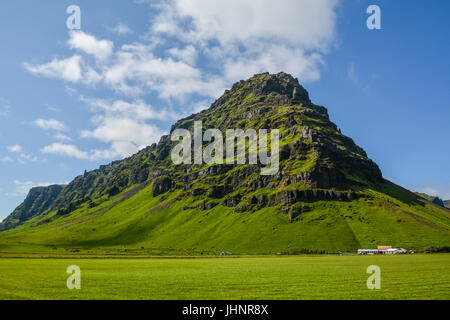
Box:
[432,197,445,207]
[152,176,174,197]
[0,185,64,231]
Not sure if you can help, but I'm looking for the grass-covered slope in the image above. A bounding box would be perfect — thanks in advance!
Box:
[0,72,449,254]
[0,179,448,255]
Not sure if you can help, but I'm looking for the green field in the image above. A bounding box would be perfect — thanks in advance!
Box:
[0,254,448,300]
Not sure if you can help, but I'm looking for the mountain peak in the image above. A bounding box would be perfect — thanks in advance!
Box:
[2,71,383,232]
[211,72,311,110]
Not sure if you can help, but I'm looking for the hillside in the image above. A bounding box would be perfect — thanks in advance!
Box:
[0,72,449,255]
[415,193,447,207]
[0,185,64,231]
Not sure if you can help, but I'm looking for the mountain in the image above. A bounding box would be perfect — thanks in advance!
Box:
[0,185,64,231]
[445,200,450,209]
[0,72,449,255]
[415,193,447,208]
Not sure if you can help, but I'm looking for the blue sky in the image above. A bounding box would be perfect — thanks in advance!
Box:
[0,0,449,220]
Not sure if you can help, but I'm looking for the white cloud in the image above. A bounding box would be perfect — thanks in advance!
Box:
[80,97,170,159]
[24,55,84,83]
[24,34,224,99]
[41,143,90,160]
[152,0,338,83]
[7,145,38,163]
[34,118,66,131]
[24,1,339,99]
[54,132,72,142]
[82,117,165,158]
[18,153,38,163]
[102,43,225,98]
[112,23,133,35]
[8,144,23,153]
[80,97,179,122]
[34,118,73,142]
[40,97,171,160]
[168,45,198,65]
[68,31,114,61]
[154,0,337,49]
[223,46,324,83]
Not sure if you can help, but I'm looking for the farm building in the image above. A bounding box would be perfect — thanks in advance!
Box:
[358,247,407,255]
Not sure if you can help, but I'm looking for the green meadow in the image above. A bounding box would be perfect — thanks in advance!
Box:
[0,254,448,300]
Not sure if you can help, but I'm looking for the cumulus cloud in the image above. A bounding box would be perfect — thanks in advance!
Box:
[102,43,225,98]
[34,118,73,142]
[24,55,84,83]
[54,133,72,142]
[154,0,337,47]
[152,0,338,82]
[7,144,23,153]
[23,32,105,84]
[80,97,179,122]
[24,0,338,99]
[7,145,37,163]
[34,118,66,131]
[168,45,198,65]
[80,97,170,159]
[39,98,172,161]
[223,46,324,83]
[41,143,90,160]
[68,31,114,61]
[111,23,133,35]
[24,32,225,99]
[82,118,165,159]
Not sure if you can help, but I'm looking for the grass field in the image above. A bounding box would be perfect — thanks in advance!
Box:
[0,254,448,300]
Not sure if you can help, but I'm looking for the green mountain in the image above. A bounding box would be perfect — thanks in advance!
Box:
[415,193,447,208]
[0,185,64,231]
[0,72,449,255]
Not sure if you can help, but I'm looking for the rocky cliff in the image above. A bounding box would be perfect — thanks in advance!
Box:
[0,185,64,231]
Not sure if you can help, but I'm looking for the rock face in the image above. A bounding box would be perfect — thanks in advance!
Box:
[1,72,384,231]
[0,185,64,231]
[152,176,174,196]
[432,197,446,207]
